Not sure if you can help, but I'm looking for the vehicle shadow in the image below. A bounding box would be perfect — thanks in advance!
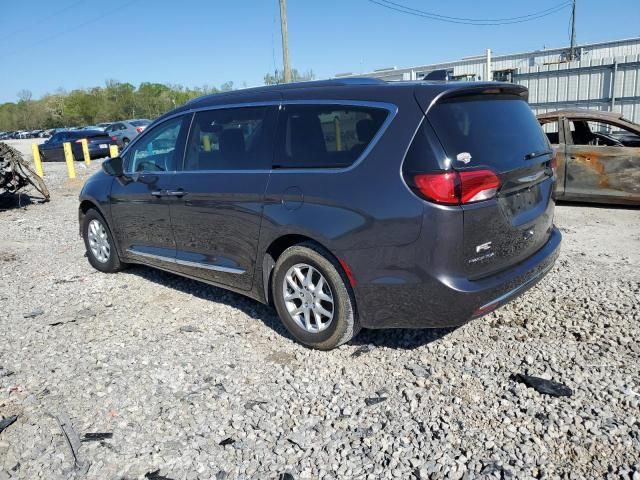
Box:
[124,264,458,350]
[556,200,639,210]
[0,192,36,211]
[124,265,291,339]
[350,326,457,350]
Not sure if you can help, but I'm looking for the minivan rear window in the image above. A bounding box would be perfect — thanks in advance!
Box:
[427,97,549,172]
[275,104,388,169]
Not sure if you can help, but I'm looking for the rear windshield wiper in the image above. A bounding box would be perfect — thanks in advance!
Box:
[524,150,553,160]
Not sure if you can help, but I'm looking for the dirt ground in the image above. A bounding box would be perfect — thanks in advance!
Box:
[0,139,638,479]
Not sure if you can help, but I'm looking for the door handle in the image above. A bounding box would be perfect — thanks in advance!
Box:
[166,189,187,197]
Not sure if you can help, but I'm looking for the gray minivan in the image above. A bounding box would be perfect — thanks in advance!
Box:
[79,78,561,349]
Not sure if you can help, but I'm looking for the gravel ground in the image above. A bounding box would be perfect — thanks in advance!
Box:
[1,139,639,479]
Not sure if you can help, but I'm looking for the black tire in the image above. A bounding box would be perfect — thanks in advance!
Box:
[122,138,130,147]
[82,209,124,273]
[272,243,360,350]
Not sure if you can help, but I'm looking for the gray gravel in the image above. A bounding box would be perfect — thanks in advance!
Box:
[1,141,639,479]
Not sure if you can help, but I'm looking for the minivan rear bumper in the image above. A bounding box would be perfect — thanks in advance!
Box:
[353,226,561,329]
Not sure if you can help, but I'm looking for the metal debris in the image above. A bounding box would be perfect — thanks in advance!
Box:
[145,470,175,480]
[23,308,44,319]
[0,142,49,202]
[0,415,18,434]
[50,411,88,471]
[351,345,373,358]
[365,396,387,407]
[81,432,113,442]
[512,374,573,397]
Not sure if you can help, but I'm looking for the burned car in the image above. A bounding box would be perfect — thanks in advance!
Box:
[537,109,640,205]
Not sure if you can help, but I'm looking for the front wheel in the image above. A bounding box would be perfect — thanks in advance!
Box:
[82,209,124,273]
[272,243,360,350]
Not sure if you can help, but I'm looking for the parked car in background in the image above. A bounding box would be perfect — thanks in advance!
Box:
[39,129,115,162]
[105,119,151,147]
[79,78,560,349]
[96,122,113,131]
[538,109,640,205]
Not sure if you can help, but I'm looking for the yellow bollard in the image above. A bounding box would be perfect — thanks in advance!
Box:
[334,116,342,151]
[63,142,76,179]
[109,144,119,158]
[80,139,91,166]
[31,143,44,178]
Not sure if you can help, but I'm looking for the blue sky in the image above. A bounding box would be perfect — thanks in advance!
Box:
[1,0,639,103]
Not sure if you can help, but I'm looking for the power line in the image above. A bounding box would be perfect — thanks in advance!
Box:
[367,0,572,25]
[0,0,141,60]
[0,0,87,43]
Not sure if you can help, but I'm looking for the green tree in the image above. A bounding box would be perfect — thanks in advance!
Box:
[264,68,315,85]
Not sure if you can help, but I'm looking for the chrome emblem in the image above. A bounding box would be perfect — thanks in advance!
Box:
[475,241,492,253]
[456,152,472,164]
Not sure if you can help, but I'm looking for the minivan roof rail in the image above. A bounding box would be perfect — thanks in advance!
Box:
[186,78,387,105]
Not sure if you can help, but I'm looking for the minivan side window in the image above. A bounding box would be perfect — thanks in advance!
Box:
[184,106,274,171]
[275,104,388,169]
[125,116,184,173]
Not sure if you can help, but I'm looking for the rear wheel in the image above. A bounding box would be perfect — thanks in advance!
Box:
[272,243,360,350]
[122,138,130,147]
[82,209,124,273]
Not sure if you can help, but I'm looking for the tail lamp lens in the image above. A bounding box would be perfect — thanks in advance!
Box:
[414,169,501,205]
[550,154,558,177]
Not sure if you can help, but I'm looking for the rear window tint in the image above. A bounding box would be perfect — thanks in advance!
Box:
[275,105,388,169]
[131,120,150,127]
[428,97,549,172]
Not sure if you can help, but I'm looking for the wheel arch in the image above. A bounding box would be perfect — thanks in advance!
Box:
[261,233,354,307]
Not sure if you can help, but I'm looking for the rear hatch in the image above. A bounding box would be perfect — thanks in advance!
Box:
[420,85,555,279]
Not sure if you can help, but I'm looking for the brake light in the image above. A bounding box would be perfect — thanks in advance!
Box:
[111,136,117,142]
[459,169,501,203]
[136,127,144,133]
[414,172,458,205]
[413,169,501,205]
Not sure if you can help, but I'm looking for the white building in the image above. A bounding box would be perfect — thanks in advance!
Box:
[336,37,640,124]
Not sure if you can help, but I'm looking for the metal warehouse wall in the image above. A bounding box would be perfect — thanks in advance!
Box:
[337,38,640,124]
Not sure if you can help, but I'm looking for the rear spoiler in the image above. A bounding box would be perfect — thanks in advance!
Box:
[415,83,529,115]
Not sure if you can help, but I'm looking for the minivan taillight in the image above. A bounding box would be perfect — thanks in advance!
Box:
[413,169,501,205]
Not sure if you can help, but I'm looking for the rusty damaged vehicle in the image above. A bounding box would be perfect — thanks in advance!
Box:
[537,109,640,205]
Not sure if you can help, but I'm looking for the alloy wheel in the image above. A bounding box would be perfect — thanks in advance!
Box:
[87,219,111,263]
[282,263,334,333]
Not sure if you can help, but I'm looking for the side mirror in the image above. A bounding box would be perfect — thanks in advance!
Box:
[102,156,124,176]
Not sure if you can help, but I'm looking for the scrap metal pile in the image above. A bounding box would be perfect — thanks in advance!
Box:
[0,141,49,202]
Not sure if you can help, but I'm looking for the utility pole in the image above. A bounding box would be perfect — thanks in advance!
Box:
[279,0,292,83]
[569,0,577,61]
